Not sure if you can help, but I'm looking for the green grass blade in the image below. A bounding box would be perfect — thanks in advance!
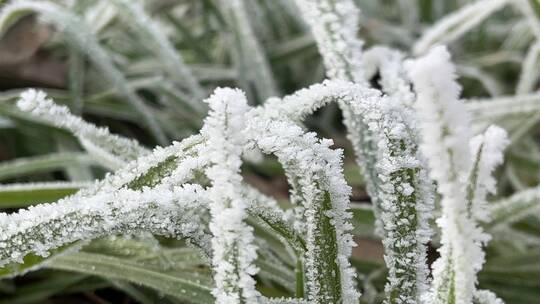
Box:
[0,152,97,181]
[110,0,206,110]
[47,252,214,304]
[0,182,88,209]
[0,1,167,144]
[487,185,540,229]
[219,0,279,102]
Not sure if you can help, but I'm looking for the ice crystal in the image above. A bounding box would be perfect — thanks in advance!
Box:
[468,126,509,222]
[363,46,415,106]
[293,0,365,83]
[263,79,434,303]
[17,90,147,169]
[474,290,505,304]
[0,185,210,268]
[244,104,358,303]
[201,88,259,303]
[407,46,507,304]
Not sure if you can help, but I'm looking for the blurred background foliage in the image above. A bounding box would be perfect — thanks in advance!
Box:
[0,0,539,303]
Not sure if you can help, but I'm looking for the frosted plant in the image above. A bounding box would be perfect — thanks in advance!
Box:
[259,79,434,303]
[1,87,358,303]
[0,185,211,268]
[468,126,509,223]
[1,0,537,303]
[0,0,168,144]
[17,89,147,170]
[201,88,259,303]
[406,46,508,304]
[110,0,206,109]
[245,97,359,303]
[474,290,505,304]
[293,1,435,303]
[292,0,365,83]
[362,46,415,105]
[219,0,279,101]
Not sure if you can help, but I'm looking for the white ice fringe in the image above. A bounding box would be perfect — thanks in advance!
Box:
[293,0,365,83]
[0,185,210,268]
[362,46,415,106]
[293,0,387,243]
[17,89,147,169]
[243,112,358,303]
[407,46,503,304]
[474,290,505,304]
[265,79,434,303]
[201,88,260,303]
[406,46,473,178]
[468,126,509,222]
[246,95,358,301]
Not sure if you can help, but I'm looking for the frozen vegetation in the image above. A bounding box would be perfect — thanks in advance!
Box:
[1,0,540,303]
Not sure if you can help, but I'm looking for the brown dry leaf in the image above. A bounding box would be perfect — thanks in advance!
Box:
[0,15,66,88]
[0,15,53,65]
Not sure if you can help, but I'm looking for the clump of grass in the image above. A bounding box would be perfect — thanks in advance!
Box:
[0,0,540,303]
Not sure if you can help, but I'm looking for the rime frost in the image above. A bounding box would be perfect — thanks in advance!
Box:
[0,5,514,300]
[201,88,260,303]
[17,89,147,169]
[266,78,434,303]
[0,185,210,268]
[474,290,505,304]
[407,46,507,304]
[363,47,415,105]
[244,108,359,303]
[293,0,365,83]
[468,126,509,222]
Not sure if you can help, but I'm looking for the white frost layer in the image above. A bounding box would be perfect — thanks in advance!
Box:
[17,89,147,168]
[294,0,365,83]
[474,290,505,304]
[469,125,509,222]
[407,46,506,304]
[201,88,260,304]
[0,185,210,267]
[246,99,362,303]
[264,79,434,303]
[363,46,415,106]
